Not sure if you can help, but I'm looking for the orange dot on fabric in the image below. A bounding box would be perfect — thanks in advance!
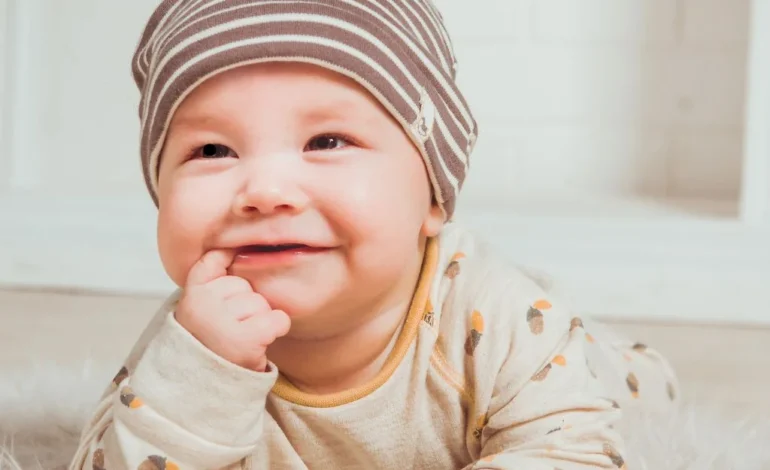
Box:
[138,455,180,470]
[452,252,466,261]
[552,355,567,366]
[119,387,144,409]
[585,333,596,343]
[471,310,485,333]
[481,454,497,463]
[533,299,552,310]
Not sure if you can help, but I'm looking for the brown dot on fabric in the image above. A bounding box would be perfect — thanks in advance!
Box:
[112,366,129,387]
[531,363,552,382]
[603,443,626,468]
[445,252,465,279]
[632,342,648,353]
[626,373,640,398]
[93,448,106,470]
[527,300,551,334]
[464,331,482,356]
[464,310,485,356]
[445,260,460,279]
[119,387,144,409]
[527,307,544,335]
[570,317,584,331]
[138,456,180,470]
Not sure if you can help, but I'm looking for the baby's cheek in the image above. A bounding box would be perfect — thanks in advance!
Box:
[156,203,207,287]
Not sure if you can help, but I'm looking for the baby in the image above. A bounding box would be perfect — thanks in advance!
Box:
[70,1,679,469]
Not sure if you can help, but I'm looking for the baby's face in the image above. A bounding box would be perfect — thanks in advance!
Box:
[156,62,443,324]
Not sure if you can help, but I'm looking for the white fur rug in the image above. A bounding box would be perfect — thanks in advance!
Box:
[1,360,769,469]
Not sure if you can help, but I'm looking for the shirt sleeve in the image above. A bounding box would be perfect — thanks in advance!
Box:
[68,310,277,470]
[460,287,628,469]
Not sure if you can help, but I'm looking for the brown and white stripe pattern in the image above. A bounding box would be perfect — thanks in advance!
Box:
[132,0,478,218]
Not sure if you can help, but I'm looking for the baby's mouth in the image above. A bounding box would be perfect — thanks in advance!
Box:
[231,243,331,268]
[240,243,311,253]
[234,244,332,258]
[231,243,329,268]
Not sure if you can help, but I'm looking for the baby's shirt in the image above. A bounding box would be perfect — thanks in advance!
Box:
[70,223,678,470]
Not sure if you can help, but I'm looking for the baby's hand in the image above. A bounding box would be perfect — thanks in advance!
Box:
[175,249,291,372]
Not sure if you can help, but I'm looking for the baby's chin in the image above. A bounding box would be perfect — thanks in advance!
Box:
[239,273,338,319]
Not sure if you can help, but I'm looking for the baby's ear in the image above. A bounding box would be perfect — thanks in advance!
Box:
[421,202,445,237]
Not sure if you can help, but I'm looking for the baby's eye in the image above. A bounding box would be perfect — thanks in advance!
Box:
[191,143,236,159]
[305,135,351,152]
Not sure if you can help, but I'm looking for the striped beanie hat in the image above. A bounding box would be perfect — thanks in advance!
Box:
[132,0,478,219]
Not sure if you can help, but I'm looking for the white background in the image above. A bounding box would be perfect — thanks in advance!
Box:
[1,0,769,323]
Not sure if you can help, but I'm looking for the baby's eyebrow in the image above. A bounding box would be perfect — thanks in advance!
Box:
[170,114,227,130]
[301,106,388,132]
[299,107,349,124]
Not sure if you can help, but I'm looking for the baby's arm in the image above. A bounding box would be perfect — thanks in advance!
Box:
[70,311,277,470]
[461,289,626,469]
[70,250,291,470]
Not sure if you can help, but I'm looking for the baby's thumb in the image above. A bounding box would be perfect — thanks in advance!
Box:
[186,249,236,287]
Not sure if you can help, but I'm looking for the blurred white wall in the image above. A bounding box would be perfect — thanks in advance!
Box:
[444,0,749,206]
[1,0,768,323]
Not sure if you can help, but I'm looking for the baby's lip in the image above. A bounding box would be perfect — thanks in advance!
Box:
[236,243,314,253]
[233,241,337,254]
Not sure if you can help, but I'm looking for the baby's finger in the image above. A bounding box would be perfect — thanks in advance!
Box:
[206,276,255,299]
[240,309,291,343]
[225,292,272,321]
[186,249,236,287]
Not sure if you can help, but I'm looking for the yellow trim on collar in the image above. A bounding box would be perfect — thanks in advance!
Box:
[271,236,439,408]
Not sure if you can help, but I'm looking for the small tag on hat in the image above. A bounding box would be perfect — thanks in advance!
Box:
[412,89,436,142]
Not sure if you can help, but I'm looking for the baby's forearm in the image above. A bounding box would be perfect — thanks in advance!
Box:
[69,312,277,470]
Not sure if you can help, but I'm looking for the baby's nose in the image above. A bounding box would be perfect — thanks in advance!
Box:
[232,162,309,216]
